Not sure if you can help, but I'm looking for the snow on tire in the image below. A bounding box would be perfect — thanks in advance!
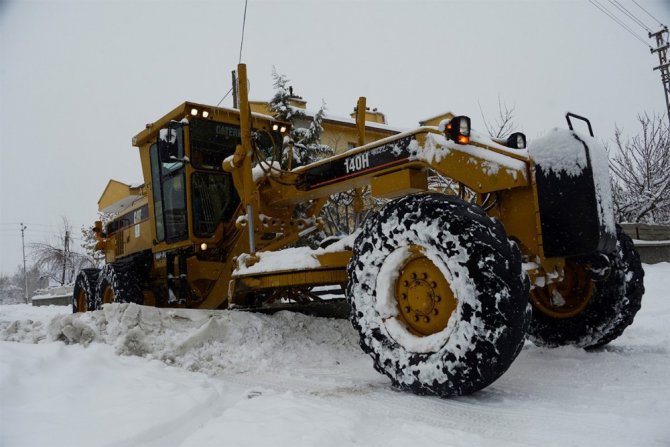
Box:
[347,193,529,397]
[528,225,644,349]
[97,262,145,309]
[73,268,100,313]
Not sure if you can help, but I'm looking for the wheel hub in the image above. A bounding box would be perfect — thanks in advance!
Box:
[103,286,115,305]
[396,248,457,336]
[76,289,88,312]
[531,261,594,319]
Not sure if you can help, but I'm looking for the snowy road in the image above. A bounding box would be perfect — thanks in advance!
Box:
[1,263,669,447]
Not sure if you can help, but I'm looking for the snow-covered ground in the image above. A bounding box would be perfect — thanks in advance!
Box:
[1,263,669,447]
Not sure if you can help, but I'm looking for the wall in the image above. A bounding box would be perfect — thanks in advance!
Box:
[620,223,670,264]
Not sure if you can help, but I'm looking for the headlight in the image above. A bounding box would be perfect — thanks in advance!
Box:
[445,116,471,145]
[200,243,208,251]
[272,124,279,131]
[202,110,209,118]
[190,108,199,116]
[280,126,287,133]
[506,132,526,149]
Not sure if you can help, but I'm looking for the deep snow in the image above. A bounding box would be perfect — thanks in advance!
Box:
[1,263,669,447]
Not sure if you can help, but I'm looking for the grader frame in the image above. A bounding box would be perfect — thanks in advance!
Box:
[75,63,644,398]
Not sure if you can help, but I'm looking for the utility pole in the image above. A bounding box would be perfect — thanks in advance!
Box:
[650,26,670,126]
[20,223,28,303]
[61,230,70,285]
[232,69,239,109]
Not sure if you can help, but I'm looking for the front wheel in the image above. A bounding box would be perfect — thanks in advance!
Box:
[528,225,644,349]
[347,193,529,398]
[72,269,100,313]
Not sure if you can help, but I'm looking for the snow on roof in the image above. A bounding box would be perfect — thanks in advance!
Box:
[98,180,145,215]
[319,111,407,133]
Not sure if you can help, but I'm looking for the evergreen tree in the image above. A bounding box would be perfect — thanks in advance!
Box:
[269,67,305,122]
[269,68,334,167]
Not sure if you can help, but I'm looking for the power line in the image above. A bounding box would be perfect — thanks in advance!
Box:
[238,0,249,64]
[632,0,666,27]
[588,0,651,47]
[216,87,234,107]
[608,0,652,32]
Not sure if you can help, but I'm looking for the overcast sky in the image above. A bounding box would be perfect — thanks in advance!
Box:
[1,0,668,275]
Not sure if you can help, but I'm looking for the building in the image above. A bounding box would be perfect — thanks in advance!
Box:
[249,97,405,154]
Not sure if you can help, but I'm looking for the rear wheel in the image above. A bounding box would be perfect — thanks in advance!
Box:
[347,193,529,397]
[72,269,100,313]
[528,225,644,349]
[97,262,145,308]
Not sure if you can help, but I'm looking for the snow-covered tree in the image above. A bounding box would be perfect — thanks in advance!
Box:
[80,213,110,268]
[0,264,46,304]
[269,67,306,122]
[269,68,334,167]
[609,113,670,224]
[30,217,95,285]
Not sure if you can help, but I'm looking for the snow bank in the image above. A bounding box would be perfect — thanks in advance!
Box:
[41,304,365,376]
[1,264,669,447]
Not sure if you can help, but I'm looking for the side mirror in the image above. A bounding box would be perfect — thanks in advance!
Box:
[158,123,184,163]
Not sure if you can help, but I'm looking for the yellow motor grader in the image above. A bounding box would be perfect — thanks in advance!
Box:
[74,64,644,397]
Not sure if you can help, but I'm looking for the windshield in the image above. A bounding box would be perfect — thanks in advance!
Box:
[189,119,241,171]
[191,172,240,237]
[189,118,283,170]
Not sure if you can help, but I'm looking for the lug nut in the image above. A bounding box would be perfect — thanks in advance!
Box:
[411,272,417,279]
[401,293,407,300]
[435,296,442,302]
[413,315,420,322]
[404,306,411,313]
[403,280,409,287]
[430,281,437,288]
[433,309,439,315]
[424,316,430,323]
[422,272,428,279]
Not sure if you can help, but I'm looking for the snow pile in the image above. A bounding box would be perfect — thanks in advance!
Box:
[1,264,669,446]
[43,304,365,376]
[235,231,358,275]
[0,304,69,343]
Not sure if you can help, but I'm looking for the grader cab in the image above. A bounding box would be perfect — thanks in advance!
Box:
[74,64,644,398]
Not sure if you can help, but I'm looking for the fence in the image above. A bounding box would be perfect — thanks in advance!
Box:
[620,223,670,264]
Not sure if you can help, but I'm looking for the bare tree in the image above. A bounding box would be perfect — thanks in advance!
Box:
[29,217,95,285]
[478,96,517,139]
[609,113,670,224]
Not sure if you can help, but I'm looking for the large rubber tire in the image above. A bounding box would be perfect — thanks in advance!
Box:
[347,193,530,398]
[527,225,644,349]
[72,268,100,313]
[97,262,145,309]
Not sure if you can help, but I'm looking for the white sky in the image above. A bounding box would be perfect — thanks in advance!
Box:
[1,0,668,275]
